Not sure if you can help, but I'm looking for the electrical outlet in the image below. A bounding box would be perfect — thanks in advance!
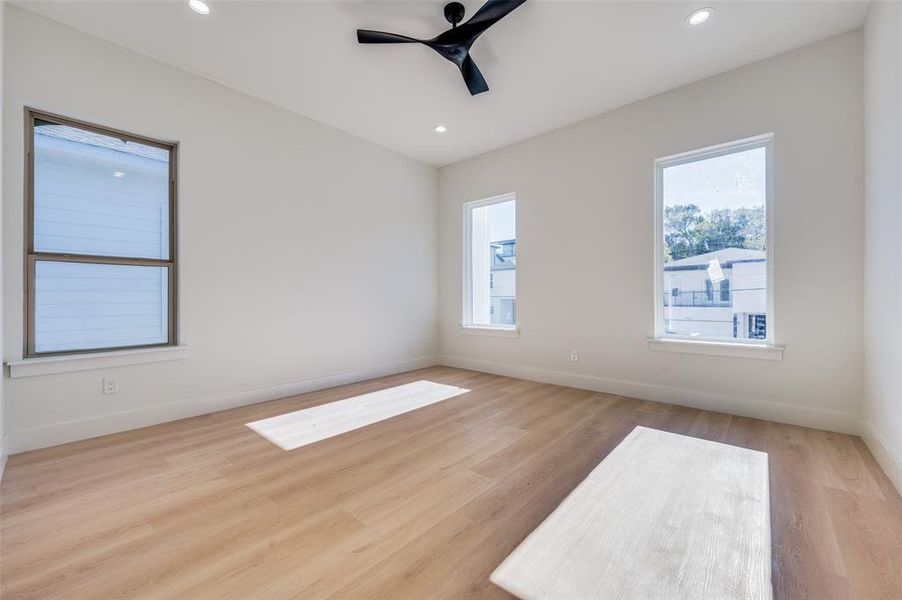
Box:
[103,377,119,395]
[570,350,579,363]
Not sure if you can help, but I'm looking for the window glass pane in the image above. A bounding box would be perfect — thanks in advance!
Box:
[33,121,170,259]
[34,261,169,353]
[470,199,516,326]
[661,146,766,340]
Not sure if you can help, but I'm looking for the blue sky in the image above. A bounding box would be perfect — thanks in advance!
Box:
[489,199,516,242]
[663,147,765,213]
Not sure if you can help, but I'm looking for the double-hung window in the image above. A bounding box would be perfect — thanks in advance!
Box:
[25,110,177,356]
[462,193,517,332]
[654,135,773,346]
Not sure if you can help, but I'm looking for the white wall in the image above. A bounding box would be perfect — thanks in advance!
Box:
[439,31,864,433]
[0,1,6,477]
[3,7,438,452]
[863,2,902,493]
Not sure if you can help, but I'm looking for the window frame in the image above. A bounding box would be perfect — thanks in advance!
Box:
[653,133,775,347]
[461,192,518,333]
[24,108,179,358]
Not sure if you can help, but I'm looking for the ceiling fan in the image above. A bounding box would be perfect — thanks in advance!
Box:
[357,0,526,96]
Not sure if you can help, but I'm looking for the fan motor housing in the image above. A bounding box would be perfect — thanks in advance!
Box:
[444,2,466,26]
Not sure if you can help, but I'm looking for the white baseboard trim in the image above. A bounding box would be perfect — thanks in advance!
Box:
[860,420,902,495]
[7,355,439,454]
[439,354,860,434]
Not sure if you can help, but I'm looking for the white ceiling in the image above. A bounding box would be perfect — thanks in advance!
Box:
[16,1,868,166]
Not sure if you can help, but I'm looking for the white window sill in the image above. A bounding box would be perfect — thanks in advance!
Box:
[7,345,190,378]
[459,325,520,338]
[647,338,783,361]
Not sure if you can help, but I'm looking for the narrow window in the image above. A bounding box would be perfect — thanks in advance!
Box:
[656,135,771,344]
[463,193,516,329]
[25,110,177,356]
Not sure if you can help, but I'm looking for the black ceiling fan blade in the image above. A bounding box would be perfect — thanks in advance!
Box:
[437,0,525,45]
[356,29,422,44]
[466,0,526,28]
[460,54,489,95]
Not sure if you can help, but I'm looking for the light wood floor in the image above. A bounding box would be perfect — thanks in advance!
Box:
[1,367,900,599]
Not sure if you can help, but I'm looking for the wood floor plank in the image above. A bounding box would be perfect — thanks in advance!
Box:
[824,487,902,600]
[687,410,733,442]
[851,436,902,508]
[809,430,886,500]
[724,415,769,452]
[1,366,900,600]
[766,422,855,600]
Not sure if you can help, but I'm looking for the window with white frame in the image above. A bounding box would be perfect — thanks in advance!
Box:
[25,109,177,356]
[463,194,516,329]
[655,135,772,344]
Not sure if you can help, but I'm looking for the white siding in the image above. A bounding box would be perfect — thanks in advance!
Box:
[34,132,169,259]
[31,128,171,354]
[732,262,766,314]
[34,261,168,353]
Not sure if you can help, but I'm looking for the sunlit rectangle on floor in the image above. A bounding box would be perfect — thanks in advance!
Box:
[491,426,772,600]
[246,380,470,450]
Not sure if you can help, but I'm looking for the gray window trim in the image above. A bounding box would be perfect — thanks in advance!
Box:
[24,108,179,357]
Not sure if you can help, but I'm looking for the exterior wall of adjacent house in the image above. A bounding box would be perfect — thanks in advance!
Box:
[29,129,171,354]
[490,240,516,326]
[663,255,766,339]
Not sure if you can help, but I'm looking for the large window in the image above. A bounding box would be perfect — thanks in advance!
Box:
[655,135,772,344]
[462,193,517,329]
[25,110,177,356]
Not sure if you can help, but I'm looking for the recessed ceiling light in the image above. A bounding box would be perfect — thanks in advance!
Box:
[687,7,713,26]
[188,0,210,15]
[434,125,447,133]
[113,171,126,178]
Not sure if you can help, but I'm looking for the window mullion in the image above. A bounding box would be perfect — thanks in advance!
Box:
[30,252,172,268]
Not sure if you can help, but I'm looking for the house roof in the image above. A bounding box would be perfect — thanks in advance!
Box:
[35,123,169,162]
[665,248,765,269]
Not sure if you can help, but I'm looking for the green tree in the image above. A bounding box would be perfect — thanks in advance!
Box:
[735,206,766,250]
[699,208,743,252]
[664,204,703,260]
[664,204,765,260]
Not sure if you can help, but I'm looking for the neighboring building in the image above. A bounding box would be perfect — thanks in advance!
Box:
[490,239,516,326]
[663,248,766,340]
